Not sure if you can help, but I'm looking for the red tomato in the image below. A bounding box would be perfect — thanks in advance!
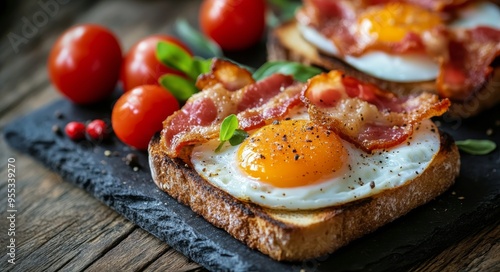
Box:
[48,24,122,104]
[199,0,267,51]
[120,35,193,92]
[111,85,179,150]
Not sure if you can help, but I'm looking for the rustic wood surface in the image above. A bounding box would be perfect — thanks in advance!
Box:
[0,1,498,271]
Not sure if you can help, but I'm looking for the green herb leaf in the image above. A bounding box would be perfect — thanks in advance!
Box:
[175,19,223,58]
[456,139,496,155]
[266,9,281,28]
[229,129,249,146]
[158,74,198,102]
[267,0,301,25]
[156,41,197,80]
[192,57,213,76]
[219,114,239,142]
[216,114,248,152]
[253,61,323,82]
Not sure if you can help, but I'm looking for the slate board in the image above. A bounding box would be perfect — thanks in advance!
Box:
[3,96,500,271]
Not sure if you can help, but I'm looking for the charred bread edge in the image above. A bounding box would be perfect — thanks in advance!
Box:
[148,132,460,261]
[268,20,500,119]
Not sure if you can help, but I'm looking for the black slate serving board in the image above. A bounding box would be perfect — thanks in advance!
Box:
[4,94,500,271]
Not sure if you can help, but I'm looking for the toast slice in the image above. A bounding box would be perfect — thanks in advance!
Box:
[148,131,460,261]
[268,20,500,119]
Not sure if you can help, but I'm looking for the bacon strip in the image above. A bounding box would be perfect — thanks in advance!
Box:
[162,59,300,158]
[438,26,500,101]
[302,71,450,152]
[196,59,255,91]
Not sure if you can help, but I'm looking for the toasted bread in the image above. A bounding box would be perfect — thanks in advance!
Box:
[268,20,500,119]
[148,131,460,261]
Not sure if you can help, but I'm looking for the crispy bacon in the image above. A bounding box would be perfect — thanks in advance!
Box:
[302,71,450,152]
[196,59,255,91]
[438,26,500,101]
[162,59,300,157]
[237,83,303,130]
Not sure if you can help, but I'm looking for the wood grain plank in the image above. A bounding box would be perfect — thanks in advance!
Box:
[410,220,500,272]
[82,227,204,272]
[144,248,206,272]
[0,151,134,271]
[83,228,170,272]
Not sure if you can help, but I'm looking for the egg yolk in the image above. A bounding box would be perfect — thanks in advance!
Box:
[237,120,347,188]
[358,3,442,43]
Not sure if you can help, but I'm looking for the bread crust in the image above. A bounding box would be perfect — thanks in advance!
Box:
[148,132,460,261]
[268,20,500,119]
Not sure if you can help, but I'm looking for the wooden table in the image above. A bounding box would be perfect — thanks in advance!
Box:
[0,1,498,271]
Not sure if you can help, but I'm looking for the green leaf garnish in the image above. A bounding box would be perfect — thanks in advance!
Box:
[456,139,496,155]
[216,114,249,152]
[156,41,198,80]
[158,74,198,103]
[253,61,323,82]
[155,42,214,103]
[175,19,223,58]
[219,114,239,142]
[192,57,213,76]
[229,129,249,146]
[267,0,301,26]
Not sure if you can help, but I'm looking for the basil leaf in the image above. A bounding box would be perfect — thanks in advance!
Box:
[158,74,198,102]
[266,9,281,28]
[229,129,249,146]
[267,0,301,24]
[156,41,197,80]
[216,114,243,152]
[456,139,496,155]
[253,61,322,82]
[192,57,212,76]
[280,3,300,22]
[175,19,223,58]
[219,114,239,142]
[215,142,225,153]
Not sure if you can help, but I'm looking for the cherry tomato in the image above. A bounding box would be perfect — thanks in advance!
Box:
[120,35,193,92]
[48,24,122,104]
[199,0,267,51]
[111,85,179,150]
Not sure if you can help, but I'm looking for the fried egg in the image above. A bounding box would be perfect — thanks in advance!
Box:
[299,1,500,83]
[190,108,441,210]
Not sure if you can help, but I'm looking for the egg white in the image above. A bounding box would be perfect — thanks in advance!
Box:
[298,1,500,83]
[450,1,500,29]
[190,113,441,210]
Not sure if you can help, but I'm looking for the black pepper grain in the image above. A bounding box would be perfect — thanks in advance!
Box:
[124,153,141,169]
[54,110,65,119]
[52,124,62,136]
